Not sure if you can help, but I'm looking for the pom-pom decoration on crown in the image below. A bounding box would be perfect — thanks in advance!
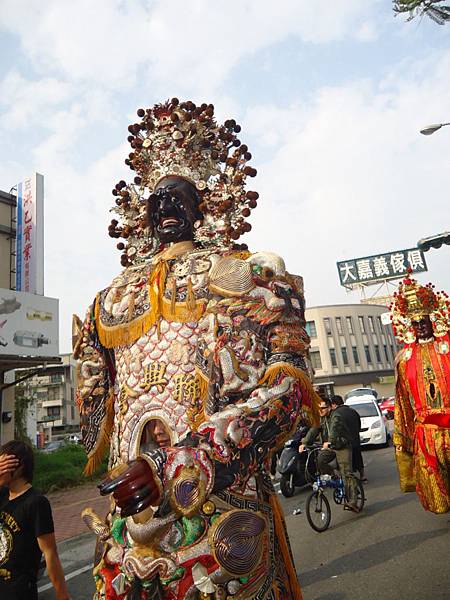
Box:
[107,98,259,267]
[389,270,450,343]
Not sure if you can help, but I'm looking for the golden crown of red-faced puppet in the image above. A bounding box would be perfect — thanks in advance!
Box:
[108,99,259,267]
[390,270,450,343]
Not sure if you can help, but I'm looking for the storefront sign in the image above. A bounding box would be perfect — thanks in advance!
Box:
[0,288,58,357]
[337,248,427,288]
[16,173,44,295]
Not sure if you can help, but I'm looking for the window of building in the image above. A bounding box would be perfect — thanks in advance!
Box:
[352,346,360,364]
[71,405,75,420]
[323,318,332,335]
[310,350,322,370]
[358,316,366,333]
[390,344,396,358]
[47,406,60,417]
[346,316,354,334]
[384,344,389,362]
[305,320,317,338]
[47,387,59,401]
[51,373,62,384]
[364,345,372,363]
[377,315,383,331]
[374,344,381,362]
[335,317,343,335]
[341,347,349,365]
[329,348,337,367]
[368,316,375,333]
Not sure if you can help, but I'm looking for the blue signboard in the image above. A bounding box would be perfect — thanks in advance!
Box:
[15,182,23,290]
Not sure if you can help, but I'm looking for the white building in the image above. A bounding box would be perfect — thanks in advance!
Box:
[305,304,399,399]
[25,353,79,443]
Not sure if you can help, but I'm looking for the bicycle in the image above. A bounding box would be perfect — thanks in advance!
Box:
[303,448,365,532]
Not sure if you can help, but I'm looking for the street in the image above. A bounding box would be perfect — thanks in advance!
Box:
[283,445,449,600]
[39,446,450,600]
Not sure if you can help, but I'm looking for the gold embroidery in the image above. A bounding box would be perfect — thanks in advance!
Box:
[140,363,168,393]
[423,347,442,409]
[118,387,129,417]
[173,373,201,404]
[116,385,138,444]
[95,256,206,349]
[170,276,177,314]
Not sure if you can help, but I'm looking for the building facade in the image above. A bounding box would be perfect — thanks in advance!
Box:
[0,189,17,443]
[26,353,79,443]
[0,180,61,445]
[305,304,399,399]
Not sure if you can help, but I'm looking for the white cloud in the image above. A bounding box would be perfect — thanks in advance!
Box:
[0,0,378,96]
[0,0,449,354]
[0,71,74,129]
[355,21,378,42]
[39,141,129,352]
[244,50,450,305]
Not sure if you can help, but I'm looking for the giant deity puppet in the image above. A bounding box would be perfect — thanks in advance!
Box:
[390,271,450,513]
[73,99,320,600]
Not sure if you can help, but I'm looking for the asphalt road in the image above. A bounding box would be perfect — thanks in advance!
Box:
[39,445,450,600]
[285,445,450,600]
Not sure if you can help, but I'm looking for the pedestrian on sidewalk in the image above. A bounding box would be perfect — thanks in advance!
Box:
[0,440,72,600]
[331,395,367,482]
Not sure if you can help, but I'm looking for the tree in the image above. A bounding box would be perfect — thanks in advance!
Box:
[394,0,450,23]
[14,380,34,444]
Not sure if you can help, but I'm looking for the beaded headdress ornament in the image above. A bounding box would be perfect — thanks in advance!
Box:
[108,98,259,266]
[390,271,450,343]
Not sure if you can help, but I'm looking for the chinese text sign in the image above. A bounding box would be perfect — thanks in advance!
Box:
[337,248,428,288]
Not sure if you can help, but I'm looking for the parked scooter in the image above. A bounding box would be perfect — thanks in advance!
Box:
[278,424,316,497]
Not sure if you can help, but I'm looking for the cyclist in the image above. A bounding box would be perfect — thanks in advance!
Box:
[331,395,366,482]
[299,398,359,511]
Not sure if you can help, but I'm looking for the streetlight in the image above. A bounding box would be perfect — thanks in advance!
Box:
[420,122,450,136]
[417,232,450,252]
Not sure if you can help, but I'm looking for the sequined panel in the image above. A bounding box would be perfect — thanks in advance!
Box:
[114,319,199,462]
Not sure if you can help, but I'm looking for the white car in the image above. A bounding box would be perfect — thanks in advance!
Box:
[345,395,388,447]
[345,387,378,401]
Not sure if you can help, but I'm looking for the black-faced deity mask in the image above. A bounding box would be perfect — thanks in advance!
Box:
[147,176,202,245]
[412,315,434,341]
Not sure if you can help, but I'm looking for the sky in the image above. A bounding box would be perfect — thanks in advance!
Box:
[0,0,449,353]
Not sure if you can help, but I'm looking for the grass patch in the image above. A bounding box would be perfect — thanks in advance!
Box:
[34,444,108,493]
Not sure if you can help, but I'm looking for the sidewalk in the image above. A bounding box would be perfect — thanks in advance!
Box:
[47,481,110,543]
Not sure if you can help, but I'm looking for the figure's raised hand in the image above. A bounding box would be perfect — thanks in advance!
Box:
[98,459,160,517]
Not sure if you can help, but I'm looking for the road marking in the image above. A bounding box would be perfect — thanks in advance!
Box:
[38,564,92,592]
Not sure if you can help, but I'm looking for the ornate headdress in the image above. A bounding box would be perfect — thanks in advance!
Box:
[108,99,259,266]
[390,271,450,343]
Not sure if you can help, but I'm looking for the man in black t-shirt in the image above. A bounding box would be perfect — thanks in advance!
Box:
[0,440,71,600]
